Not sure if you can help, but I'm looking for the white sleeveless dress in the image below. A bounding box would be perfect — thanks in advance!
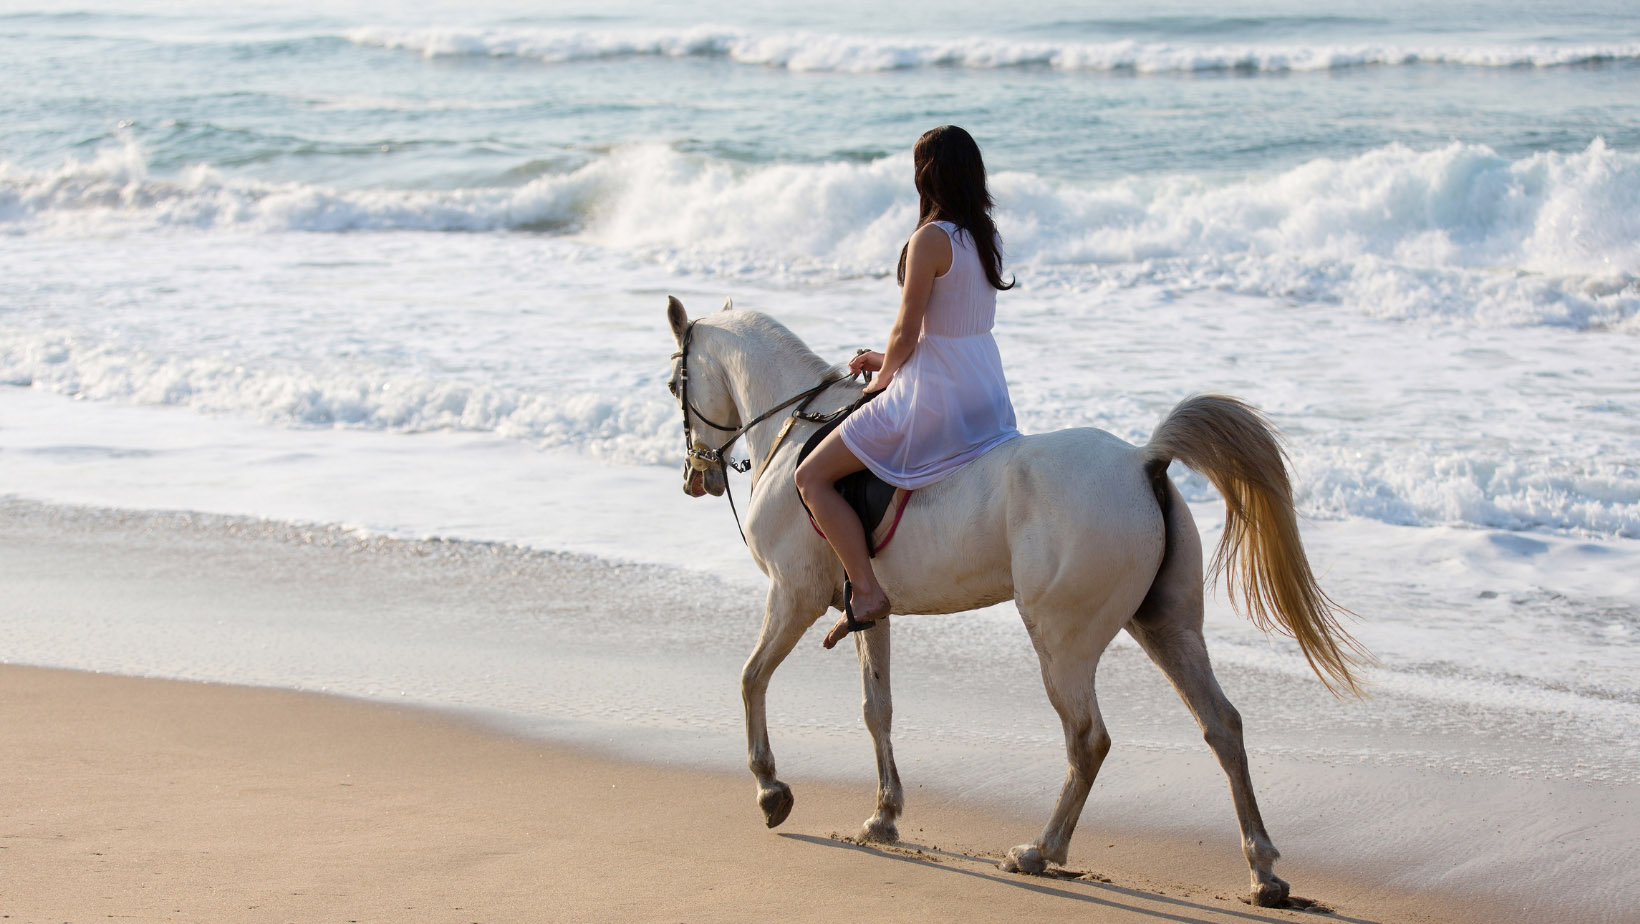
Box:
[839,221,1021,490]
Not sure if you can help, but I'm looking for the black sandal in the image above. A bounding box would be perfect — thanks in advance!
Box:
[846,580,880,632]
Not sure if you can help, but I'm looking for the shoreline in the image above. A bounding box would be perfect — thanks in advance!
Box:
[3,496,1637,923]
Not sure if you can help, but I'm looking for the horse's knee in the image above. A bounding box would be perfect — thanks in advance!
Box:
[740,663,766,699]
[1092,726,1112,761]
[1067,724,1111,780]
[1079,727,1112,772]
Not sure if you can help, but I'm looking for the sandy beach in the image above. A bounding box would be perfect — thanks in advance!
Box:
[0,665,1504,924]
[4,499,1636,923]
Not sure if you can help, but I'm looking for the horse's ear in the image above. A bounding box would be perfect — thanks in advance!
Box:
[721,297,733,312]
[666,296,689,346]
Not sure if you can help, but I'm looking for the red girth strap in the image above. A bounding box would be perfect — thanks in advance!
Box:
[806,489,913,557]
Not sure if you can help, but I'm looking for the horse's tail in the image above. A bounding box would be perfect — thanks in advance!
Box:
[1142,394,1368,697]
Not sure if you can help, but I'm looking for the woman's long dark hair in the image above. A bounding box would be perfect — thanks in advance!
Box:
[896,125,1014,291]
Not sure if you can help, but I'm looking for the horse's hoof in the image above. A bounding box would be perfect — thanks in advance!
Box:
[858,816,898,843]
[1251,875,1291,907]
[1000,844,1047,875]
[759,783,794,829]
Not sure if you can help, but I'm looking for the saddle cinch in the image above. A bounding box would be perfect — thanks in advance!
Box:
[794,394,912,558]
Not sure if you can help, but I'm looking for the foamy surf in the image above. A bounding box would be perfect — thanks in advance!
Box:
[3,252,1636,541]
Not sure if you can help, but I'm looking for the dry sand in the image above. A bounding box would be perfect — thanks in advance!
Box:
[4,664,1495,924]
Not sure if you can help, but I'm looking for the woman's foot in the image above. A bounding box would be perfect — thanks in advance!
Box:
[822,584,890,649]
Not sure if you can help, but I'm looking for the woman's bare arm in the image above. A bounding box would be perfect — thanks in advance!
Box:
[866,223,951,392]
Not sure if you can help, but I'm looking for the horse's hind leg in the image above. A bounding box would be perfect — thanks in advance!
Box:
[743,582,824,828]
[853,616,902,842]
[1002,616,1117,875]
[1129,561,1288,905]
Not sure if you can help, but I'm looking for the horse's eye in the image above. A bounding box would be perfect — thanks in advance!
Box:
[667,378,679,397]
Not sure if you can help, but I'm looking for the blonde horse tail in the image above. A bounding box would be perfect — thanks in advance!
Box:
[1142,394,1368,697]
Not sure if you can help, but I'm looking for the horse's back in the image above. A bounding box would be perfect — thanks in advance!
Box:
[878,427,1167,618]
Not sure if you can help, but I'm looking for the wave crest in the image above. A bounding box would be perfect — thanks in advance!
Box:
[345,25,1640,73]
[0,142,605,233]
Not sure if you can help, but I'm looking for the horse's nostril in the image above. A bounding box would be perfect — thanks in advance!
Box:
[682,467,707,497]
[703,465,727,497]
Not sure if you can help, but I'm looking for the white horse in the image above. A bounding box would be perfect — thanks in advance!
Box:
[665,297,1362,906]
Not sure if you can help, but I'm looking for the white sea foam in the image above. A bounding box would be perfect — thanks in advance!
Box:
[4,270,1638,541]
[1294,445,1640,538]
[1000,140,1640,327]
[0,142,601,234]
[345,25,1640,73]
[4,140,1636,327]
[0,327,677,462]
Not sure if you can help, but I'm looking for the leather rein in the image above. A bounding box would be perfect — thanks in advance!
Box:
[671,319,865,545]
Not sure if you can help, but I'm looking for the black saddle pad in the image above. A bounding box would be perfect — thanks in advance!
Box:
[796,400,900,545]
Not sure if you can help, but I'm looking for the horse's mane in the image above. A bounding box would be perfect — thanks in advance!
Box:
[706,309,843,383]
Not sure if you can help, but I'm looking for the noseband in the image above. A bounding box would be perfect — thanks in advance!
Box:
[672,321,755,477]
[671,319,858,544]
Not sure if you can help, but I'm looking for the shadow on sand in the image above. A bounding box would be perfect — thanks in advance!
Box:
[781,833,1388,924]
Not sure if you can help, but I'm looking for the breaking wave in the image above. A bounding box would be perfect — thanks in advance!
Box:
[3,139,1637,327]
[345,25,1640,74]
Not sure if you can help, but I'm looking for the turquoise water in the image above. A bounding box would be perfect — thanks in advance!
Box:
[5,0,1639,185]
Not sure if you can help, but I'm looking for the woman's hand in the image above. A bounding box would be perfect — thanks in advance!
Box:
[850,350,884,375]
[862,369,892,394]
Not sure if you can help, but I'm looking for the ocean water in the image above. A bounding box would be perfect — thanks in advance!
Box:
[3,1,1639,781]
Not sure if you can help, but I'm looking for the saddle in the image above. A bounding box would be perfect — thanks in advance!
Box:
[795,402,912,558]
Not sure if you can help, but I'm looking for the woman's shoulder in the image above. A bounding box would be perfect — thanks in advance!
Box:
[923,219,978,247]
[916,221,965,251]
[911,221,957,250]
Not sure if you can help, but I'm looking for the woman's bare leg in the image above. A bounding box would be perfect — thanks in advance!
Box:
[794,429,890,647]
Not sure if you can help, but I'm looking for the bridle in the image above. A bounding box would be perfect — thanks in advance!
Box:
[670,319,861,544]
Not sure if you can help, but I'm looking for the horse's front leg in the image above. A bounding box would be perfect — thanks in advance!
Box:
[854,616,902,842]
[742,582,824,828]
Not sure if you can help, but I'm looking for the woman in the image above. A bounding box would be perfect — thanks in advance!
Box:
[795,125,1022,649]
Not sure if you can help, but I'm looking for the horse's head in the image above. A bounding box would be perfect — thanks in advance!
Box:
[666,295,740,498]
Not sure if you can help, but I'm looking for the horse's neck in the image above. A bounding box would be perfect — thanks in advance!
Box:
[720,335,839,492]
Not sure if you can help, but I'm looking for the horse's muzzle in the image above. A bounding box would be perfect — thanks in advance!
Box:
[682,462,726,498]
